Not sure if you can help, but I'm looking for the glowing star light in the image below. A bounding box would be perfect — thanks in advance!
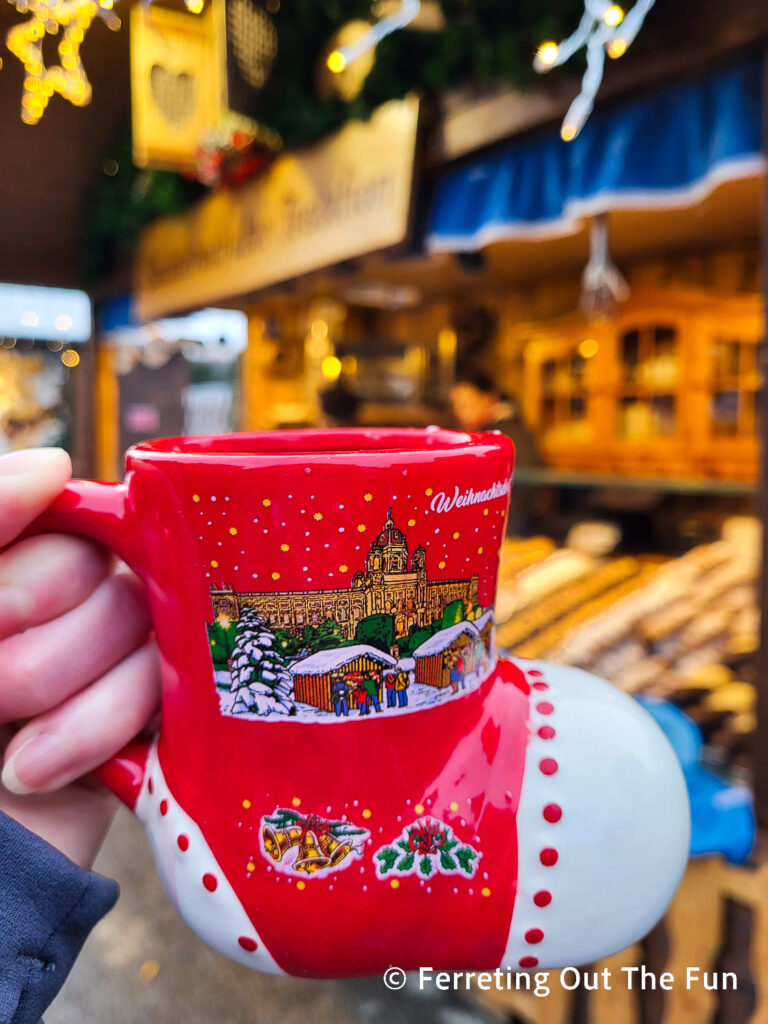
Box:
[534,0,656,140]
[6,0,120,125]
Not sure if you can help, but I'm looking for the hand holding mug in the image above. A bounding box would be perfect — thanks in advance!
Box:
[0,448,160,868]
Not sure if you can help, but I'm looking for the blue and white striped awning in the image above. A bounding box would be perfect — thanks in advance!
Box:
[427,56,765,252]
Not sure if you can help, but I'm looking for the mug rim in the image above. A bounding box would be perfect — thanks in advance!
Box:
[127,428,513,465]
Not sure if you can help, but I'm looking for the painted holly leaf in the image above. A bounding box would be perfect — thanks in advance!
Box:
[442,838,459,851]
[376,847,398,874]
[419,855,433,877]
[396,852,415,872]
[397,838,412,853]
[439,851,457,871]
[456,847,478,873]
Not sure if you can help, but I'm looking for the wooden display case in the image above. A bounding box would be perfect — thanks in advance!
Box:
[519,289,762,482]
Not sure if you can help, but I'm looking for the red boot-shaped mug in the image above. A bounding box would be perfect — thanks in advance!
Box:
[31,429,689,976]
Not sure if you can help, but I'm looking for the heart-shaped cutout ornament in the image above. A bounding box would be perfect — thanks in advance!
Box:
[150,64,198,129]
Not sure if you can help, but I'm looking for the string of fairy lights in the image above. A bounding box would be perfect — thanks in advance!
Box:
[534,0,657,140]
[2,0,655,133]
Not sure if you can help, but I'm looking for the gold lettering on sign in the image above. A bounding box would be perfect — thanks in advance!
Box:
[135,96,420,319]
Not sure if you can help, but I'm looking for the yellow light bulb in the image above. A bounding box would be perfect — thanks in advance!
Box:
[561,123,577,142]
[537,40,559,66]
[61,348,80,367]
[603,4,624,26]
[607,37,628,58]
[578,337,599,359]
[321,355,342,380]
[185,0,204,13]
[326,50,346,74]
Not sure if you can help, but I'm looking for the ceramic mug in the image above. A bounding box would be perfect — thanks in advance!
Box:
[32,428,689,977]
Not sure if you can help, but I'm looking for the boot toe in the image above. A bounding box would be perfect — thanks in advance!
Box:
[502,659,690,969]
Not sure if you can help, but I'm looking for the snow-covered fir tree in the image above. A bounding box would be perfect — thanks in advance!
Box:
[228,609,295,717]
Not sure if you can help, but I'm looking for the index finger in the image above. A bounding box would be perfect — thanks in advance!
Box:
[0,448,73,549]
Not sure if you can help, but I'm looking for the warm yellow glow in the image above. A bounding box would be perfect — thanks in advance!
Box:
[537,41,559,66]
[607,37,628,58]
[310,318,328,339]
[561,123,577,142]
[321,355,342,380]
[185,0,204,13]
[340,354,357,375]
[61,348,80,367]
[437,326,457,358]
[603,4,624,26]
[578,337,599,359]
[327,49,346,74]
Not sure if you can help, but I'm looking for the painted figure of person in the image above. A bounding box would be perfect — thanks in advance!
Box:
[363,672,382,713]
[331,675,349,717]
[395,669,409,708]
[355,679,369,716]
[448,653,460,695]
[456,652,466,691]
[384,670,397,708]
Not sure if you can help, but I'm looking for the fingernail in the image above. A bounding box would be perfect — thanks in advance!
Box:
[2,733,73,794]
[0,448,69,480]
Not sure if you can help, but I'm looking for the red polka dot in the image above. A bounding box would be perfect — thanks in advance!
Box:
[177,835,189,851]
[538,725,556,740]
[543,803,562,823]
[238,936,258,952]
[534,890,552,907]
[539,758,558,776]
[147,778,154,794]
[532,681,549,691]
[536,701,554,715]
[519,956,539,968]
[540,848,559,867]
[525,928,544,944]
[203,873,218,891]
[159,799,168,816]
[527,670,543,677]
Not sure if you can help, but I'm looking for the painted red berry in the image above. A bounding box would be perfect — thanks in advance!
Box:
[533,890,552,907]
[203,873,218,892]
[238,936,258,952]
[538,726,556,740]
[539,758,559,776]
[525,928,544,944]
[159,799,168,816]
[527,670,543,678]
[147,778,154,795]
[177,835,189,851]
[532,681,549,691]
[540,848,559,867]
[519,956,539,968]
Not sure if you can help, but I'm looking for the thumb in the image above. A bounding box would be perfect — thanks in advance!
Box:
[0,449,73,549]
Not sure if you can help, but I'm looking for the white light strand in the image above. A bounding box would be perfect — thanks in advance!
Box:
[336,0,421,67]
[535,0,656,140]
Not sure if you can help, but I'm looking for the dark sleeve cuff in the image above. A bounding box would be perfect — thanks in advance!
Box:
[0,810,119,1024]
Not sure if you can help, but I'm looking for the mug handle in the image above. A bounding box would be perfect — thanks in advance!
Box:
[21,480,153,810]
